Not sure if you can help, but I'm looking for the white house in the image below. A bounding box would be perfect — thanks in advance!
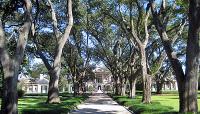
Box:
[85,67,113,92]
[19,74,49,94]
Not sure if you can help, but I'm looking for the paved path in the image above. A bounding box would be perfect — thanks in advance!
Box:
[70,94,132,114]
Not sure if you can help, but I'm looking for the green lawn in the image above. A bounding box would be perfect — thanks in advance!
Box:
[112,94,200,114]
[0,93,88,114]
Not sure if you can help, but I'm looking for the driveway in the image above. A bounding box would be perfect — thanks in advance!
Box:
[70,93,132,114]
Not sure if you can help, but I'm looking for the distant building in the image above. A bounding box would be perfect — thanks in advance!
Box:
[66,67,113,93]
[19,74,49,94]
[85,67,113,92]
[151,76,178,92]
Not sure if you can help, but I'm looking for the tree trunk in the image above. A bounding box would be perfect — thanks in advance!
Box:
[142,75,152,103]
[184,0,200,112]
[129,78,137,98]
[140,46,151,103]
[120,75,126,96]
[121,83,126,96]
[149,0,188,112]
[74,82,79,96]
[46,68,61,103]
[45,0,73,103]
[0,65,4,113]
[160,31,186,112]
[114,76,120,95]
[114,83,118,95]
[1,63,18,114]
[0,1,32,113]
[72,75,79,97]
[79,80,84,94]
[72,77,76,97]
[156,81,163,94]
[151,22,186,111]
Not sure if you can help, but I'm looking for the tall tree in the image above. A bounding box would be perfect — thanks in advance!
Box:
[104,0,152,103]
[0,0,32,113]
[185,0,200,112]
[149,0,200,112]
[32,0,73,103]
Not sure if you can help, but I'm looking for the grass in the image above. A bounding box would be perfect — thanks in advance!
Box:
[111,93,200,114]
[0,93,88,114]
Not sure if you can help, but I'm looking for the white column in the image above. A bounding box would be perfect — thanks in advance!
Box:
[38,84,41,93]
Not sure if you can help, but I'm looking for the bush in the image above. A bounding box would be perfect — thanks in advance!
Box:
[104,85,112,92]
[25,93,47,96]
[88,85,94,92]
[162,91,179,95]
[18,89,25,98]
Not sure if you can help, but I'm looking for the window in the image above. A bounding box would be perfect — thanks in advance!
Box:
[29,87,33,92]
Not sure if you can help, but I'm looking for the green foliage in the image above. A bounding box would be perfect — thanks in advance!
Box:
[176,0,188,9]
[28,63,48,79]
[150,63,160,75]
[104,85,112,92]
[88,85,95,92]
[17,89,25,98]
[58,68,69,91]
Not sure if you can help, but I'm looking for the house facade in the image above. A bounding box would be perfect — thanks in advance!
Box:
[85,68,113,92]
[18,68,178,94]
[151,76,178,92]
[19,74,49,94]
[66,67,113,93]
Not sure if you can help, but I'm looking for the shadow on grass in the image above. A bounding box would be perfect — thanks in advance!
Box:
[21,109,70,114]
[19,94,88,114]
[20,100,77,114]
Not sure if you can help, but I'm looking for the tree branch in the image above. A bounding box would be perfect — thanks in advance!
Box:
[0,20,10,68]
[47,0,61,39]
[15,0,32,64]
[53,0,73,68]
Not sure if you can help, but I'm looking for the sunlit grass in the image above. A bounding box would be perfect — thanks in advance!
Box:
[112,93,200,114]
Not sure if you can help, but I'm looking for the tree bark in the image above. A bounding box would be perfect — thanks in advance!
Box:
[142,75,152,103]
[46,68,61,103]
[113,75,120,95]
[121,79,126,96]
[119,74,126,96]
[184,0,200,112]
[129,78,137,98]
[1,63,18,114]
[0,1,32,113]
[149,0,188,111]
[73,82,79,97]
[160,30,186,113]
[72,77,76,97]
[156,81,163,94]
[141,46,151,103]
[150,0,200,110]
[45,0,73,103]
[129,6,151,103]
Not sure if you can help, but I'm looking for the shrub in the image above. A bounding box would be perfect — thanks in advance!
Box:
[88,85,94,92]
[25,93,47,96]
[104,85,112,92]
[18,89,25,98]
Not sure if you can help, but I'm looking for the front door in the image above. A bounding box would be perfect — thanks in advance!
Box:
[98,85,101,90]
